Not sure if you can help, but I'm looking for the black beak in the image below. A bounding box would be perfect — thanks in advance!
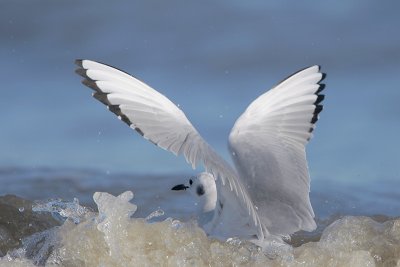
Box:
[171,184,189,191]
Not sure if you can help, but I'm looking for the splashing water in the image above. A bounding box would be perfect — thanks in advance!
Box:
[0,191,399,266]
[145,208,165,222]
[32,198,92,224]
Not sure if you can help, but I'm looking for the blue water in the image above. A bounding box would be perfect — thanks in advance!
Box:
[1,168,399,222]
[0,0,399,220]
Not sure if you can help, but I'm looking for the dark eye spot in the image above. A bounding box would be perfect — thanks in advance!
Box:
[189,179,193,185]
[196,185,205,196]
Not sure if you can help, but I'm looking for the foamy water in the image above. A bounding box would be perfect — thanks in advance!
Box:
[1,190,399,267]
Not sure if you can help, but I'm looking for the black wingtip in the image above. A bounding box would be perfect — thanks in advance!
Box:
[317,83,325,94]
[75,59,83,67]
[315,94,325,105]
[108,105,122,116]
[92,92,110,106]
[75,68,87,78]
[119,115,132,126]
[311,105,323,124]
[82,79,101,93]
[311,115,318,124]
[309,68,326,127]
[92,93,133,126]
[135,127,144,136]
[315,104,323,115]
[320,73,327,82]
[75,59,136,129]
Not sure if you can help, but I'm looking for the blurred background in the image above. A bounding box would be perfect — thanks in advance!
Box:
[0,1,399,217]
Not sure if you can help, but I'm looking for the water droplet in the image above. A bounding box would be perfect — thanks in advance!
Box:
[145,208,165,221]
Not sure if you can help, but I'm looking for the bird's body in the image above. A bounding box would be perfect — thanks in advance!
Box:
[76,60,325,245]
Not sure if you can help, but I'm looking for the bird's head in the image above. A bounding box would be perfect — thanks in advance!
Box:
[171,172,217,213]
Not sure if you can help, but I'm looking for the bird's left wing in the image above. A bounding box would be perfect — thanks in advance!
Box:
[75,59,264,240]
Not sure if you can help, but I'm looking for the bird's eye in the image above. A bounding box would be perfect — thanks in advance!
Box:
[189,179,193,185]
[196,185,205,196]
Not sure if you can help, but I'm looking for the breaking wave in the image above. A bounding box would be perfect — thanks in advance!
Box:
[0,191,399,266]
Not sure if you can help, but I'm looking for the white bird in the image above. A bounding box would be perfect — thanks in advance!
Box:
[75,60,325,244]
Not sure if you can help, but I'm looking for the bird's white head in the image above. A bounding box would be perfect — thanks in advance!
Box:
[171,172,217,213]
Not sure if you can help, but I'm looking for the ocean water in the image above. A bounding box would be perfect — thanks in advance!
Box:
[1,0,400,266]
[1,168,400,266]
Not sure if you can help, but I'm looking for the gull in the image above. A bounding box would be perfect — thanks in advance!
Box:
[75,60,325,244]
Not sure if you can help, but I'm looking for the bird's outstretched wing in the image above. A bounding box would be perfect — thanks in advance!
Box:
[75,59,264,240]
[229,66,325,236]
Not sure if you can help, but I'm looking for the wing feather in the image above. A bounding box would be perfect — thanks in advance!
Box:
[229,65,325,236]
[75,59,264,240]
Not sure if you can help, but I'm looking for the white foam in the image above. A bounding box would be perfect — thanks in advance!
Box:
[1,191,400,266]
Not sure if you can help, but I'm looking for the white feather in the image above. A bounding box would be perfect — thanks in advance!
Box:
[228,66,324,235]
[76,60,325,240]
[76,59,264,240]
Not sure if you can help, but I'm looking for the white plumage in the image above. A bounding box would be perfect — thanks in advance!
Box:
[76,60,325,241]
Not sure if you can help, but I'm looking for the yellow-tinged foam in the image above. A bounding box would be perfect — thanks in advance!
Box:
[1,191,399,267]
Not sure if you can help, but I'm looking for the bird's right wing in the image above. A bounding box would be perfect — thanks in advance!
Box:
[75,59,264,240]
[229,66,325,236]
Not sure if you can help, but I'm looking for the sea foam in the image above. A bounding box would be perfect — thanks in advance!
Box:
[1,191,399,266]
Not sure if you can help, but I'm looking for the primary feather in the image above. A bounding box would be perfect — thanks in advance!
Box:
[229,65,325,235]
[76,60,325,240]
[75,59,264,240]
